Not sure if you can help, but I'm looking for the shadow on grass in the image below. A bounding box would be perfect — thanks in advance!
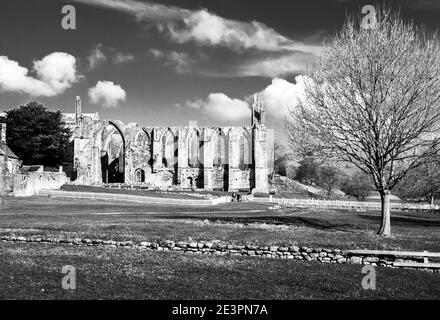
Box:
[146,214,357,232]
[359,214,440,228]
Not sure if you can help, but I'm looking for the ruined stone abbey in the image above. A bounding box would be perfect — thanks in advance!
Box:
[64,95,272,193]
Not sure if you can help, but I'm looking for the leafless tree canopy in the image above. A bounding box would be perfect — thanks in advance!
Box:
[290,9,440,193]
[288,9,440,235]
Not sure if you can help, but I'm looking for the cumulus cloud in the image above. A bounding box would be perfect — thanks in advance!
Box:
[88,80,126,108]
[0,52,80,96]
[184,93,250,122]
[260,76,310,119]
[180,75,310,121]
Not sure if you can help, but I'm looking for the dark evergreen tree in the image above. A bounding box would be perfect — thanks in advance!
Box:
[1,102,71,167]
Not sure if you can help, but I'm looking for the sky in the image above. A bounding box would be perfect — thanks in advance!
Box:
[0,0,439,143]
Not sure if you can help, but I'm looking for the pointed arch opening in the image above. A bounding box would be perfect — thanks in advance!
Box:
[162,129,177,168]
[135,129,150,148]
[239,131,252,171]
[162,129,178,185]
[187,129,202,168]
[213,129,229,191]
[213,129,229,167]
[100,122,126,183]
[135,168,145,183]
[187,128,204,188]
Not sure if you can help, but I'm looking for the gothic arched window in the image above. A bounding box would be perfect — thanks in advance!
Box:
[135,130,149,148]
[188,130,200,168]
[213,130,228,167]
[239,133,252,170]
[162,130,176,168]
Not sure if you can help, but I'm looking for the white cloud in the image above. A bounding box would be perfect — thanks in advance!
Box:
[260,76,310,119]
[149,49,316,78]
[88,80,126,108]
[165,9,314,53]
[148,49,196,73]
[73,0,320,78]
[238,53,316,78]
[87,43,107,69]
[180,75,310,121]
[73,0,320,54]
[87,43,135,69]
[113,52,135,64]
[185,93,250,122]
[0,52,80,96]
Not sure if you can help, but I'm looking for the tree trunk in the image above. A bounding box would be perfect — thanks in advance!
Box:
[431,195,435,207]
[378,189,391,236]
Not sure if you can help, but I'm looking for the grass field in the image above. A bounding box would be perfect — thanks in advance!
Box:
[1,196,439,299]
[1,242,439,299]
[1,196,439,251]
[60,184,221,199]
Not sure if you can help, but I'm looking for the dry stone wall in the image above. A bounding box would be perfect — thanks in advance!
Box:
[1,235,438,272]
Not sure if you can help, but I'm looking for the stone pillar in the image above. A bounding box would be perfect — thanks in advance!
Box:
[74,137,93,185]
[177,128,188,187]
[123,143,131,184]
[228,130,239,192]
[91,145,101,184]
[152,128,162,172]
[252,125,269,193]
[203,129,213,190]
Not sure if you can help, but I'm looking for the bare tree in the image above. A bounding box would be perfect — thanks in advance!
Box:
[316,165,342,199]
[395,154,440,206]
[289,9,440,236]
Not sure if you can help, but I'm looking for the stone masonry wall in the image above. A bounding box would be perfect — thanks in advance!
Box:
[70,117,271,192]
[12,172,68,197]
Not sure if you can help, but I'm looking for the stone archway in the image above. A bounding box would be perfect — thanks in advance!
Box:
[100,122,126,183]
[135,168,145,183]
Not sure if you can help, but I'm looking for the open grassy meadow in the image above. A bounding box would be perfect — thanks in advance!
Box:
[1,242,440,299]
[1,196,439,299]
[1,196,439,251]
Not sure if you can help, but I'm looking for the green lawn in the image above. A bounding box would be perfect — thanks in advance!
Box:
[1,242,439,299]
[1,196,439,251]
